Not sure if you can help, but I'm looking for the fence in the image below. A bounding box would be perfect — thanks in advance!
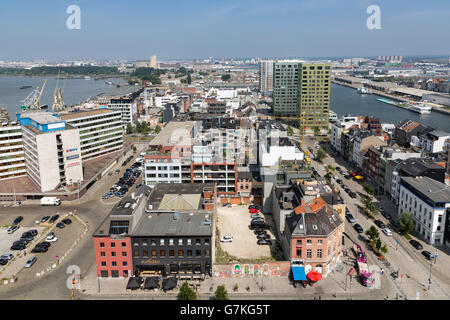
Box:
[213,261,291,278]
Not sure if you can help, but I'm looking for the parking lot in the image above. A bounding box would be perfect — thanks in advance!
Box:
[0,211,86,281]
[216,205,275,259]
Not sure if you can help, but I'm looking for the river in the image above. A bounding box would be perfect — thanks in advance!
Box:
[0,76,127,117]
[331,83,450,131]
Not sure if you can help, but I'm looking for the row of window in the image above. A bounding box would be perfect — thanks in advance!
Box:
[134,249,210,258]
[100,260,128,267]
[99,241,127,248]
[134,238,210,246]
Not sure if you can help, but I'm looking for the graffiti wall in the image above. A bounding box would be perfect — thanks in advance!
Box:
[213,261,291,278]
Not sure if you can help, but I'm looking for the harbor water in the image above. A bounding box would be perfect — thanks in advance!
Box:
[331,83,450,131]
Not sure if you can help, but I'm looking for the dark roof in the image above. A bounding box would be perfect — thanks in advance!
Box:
[147,183,213,210]
[286,204,343,237]
[398,158,444,177]
[237,171,253,180]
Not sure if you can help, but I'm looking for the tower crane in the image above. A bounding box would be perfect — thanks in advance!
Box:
[20,79,47,110]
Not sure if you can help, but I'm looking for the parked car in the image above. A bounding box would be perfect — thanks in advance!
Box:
[345,213,355,223]
[46,234,58,242]
[0,259,8,266]
[28,229,38,236]
[374,220,386,229]
[7,225,19,234]
[62,218,72,225]
[250,222,268,229]
[349,192,357,198]
[0,254,14,261]
[344,175,352,179]
[31,246,48,253]
[381,211,391,220]
[12,216,23,225]
[353,223,364,233]
[10,243,26,250]
[136,183,142,189]
[382,228,392,236]
[40,216,50,223]
[49,215,60,223]
[409,240,423,250]
[220,236,233,242]
[25,256,37,268]
[257,239,272,245]
[336,179,343,185]
[251,217,264,223]
[257,233,271,240]
[249,208,259,214]
[36,241,51,248]
[253,228,267,234]
[248,205,257,210]
[422,251,432,260]
[56,222,65,229]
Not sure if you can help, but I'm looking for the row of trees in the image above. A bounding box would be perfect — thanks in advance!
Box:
[131,67,168,84]
[179,283,229,300]
[316,146,327,163]
[366,225,388,254]
[126,121,160,135]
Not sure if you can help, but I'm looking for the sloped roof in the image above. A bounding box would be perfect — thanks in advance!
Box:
[159,194,201,210]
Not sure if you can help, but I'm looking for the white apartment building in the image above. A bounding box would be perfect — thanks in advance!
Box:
[352,135,386,169]
[419,130,449,153]
[330,116,360,153]
[0,121,26,180]
[398,176,450,247]
[155,95,178,108]
[18,111,83,192]
[59,109,123,161]
[108,97,137,128]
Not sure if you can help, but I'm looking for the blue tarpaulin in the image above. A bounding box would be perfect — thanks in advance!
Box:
[292,266,307,281]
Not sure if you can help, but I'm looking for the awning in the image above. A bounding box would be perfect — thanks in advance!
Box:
[144,276,160,289]
[126,277,143,290]
[291,266,307,281]
[162,277,178,290]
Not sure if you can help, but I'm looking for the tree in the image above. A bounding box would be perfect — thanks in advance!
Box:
[180,79,187,84]
[126,123,134,134]
[221,74,231,82]
[214,285,229,300]
[313,126,320,136]
[366,225,379,240]
[187,72,192,85]
[363,183,375,196]
[381,244,388,253]
[287,126,294,136]
[154,125,161,134]
[179,282,196,300]
[132,145,137,153]
[398,211,414,235]
[375,238,382,250]
[316,147,326,163]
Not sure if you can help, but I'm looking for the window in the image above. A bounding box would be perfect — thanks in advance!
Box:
[187,239,192,245]
[160,250,166,257]
[122,261,128,267]
[178,250,184,257]
[169,250,175,257]
[160,239,165,245]
[205,249,210,256]
[296,240,302,245]
[122,252,127,257]
[187,250,192,257]
[121,242,126,248]
[101,261,106,267]
[307,240,312,245]
[100,252,105,257]
[143,250,148,257]
[111,242,116,248]
[204,239,210,246]
[101,270,108,278]
[196,239,201,245]
[111,252,116,257]
[111,270,119,278]
[134,250,139,257]
[317,240,323,245]
[151,250,157,258]
[100,242,105,248]
[196,250,201,257]
[317,249,322,258]
[112,261,117,267]
[151,239,157,246]
[296,249,302,258]
[307,249,312,258]
[178,239,183,245]
[109,220,129,235]
[169,239,174,246]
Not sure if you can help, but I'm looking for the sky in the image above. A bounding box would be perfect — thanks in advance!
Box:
[0,0,449,61]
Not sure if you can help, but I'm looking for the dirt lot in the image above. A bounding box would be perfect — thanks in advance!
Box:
[216,205,276,259]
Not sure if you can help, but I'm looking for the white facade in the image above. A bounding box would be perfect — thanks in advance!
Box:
[107,100,137,128]
[260,60,274,93]
[419,131,449,153]
[330,116,359,153]
[0,121,26,180]
[398,177,449,246]
[155,95,178,108]
[144,158,182,185]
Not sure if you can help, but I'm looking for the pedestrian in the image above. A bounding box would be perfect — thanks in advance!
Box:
[381,269,385,275]
[318,295,321,300]
[24,251,26,256]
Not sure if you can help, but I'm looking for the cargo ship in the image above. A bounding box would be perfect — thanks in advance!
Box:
[377,98,432,114]
[20,85,32,89]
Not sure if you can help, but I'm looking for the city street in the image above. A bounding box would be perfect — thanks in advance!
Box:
[0,145,146,299]
[302,135,450,300]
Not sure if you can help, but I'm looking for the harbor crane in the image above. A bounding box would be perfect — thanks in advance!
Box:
[21,79,47,110]
[52,72,68,112]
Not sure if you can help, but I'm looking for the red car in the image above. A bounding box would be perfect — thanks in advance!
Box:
[249,208,259,214]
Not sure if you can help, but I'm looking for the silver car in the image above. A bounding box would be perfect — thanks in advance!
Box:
[25,256,37,268]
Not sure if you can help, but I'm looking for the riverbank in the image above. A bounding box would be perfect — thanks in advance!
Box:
[331,79,450,116]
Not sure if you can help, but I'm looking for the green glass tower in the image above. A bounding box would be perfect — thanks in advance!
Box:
[272,61,331,131]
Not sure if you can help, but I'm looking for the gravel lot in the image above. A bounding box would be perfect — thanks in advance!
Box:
[216,205,275,259]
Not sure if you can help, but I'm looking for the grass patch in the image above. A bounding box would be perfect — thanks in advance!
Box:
[402,233,412,240]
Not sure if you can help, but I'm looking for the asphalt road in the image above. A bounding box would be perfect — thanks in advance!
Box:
[0,145,146,299]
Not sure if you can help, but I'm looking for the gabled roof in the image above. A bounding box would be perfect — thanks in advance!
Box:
[159,194,201,210]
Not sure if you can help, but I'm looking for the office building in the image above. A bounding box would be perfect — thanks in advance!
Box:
[59,109,123,161]
[260,60,275,94]
[108,97,138,128]
[0,120,26,181]
[17,111,83,192]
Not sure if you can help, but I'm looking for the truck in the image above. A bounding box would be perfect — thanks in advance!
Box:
[40,197,61,206]
[353,244,375,287]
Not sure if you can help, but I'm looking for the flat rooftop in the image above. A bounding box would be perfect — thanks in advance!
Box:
[58,108,119,121]
[19,110,62,125]
[401,176,450,204]
[149,121,195,147]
